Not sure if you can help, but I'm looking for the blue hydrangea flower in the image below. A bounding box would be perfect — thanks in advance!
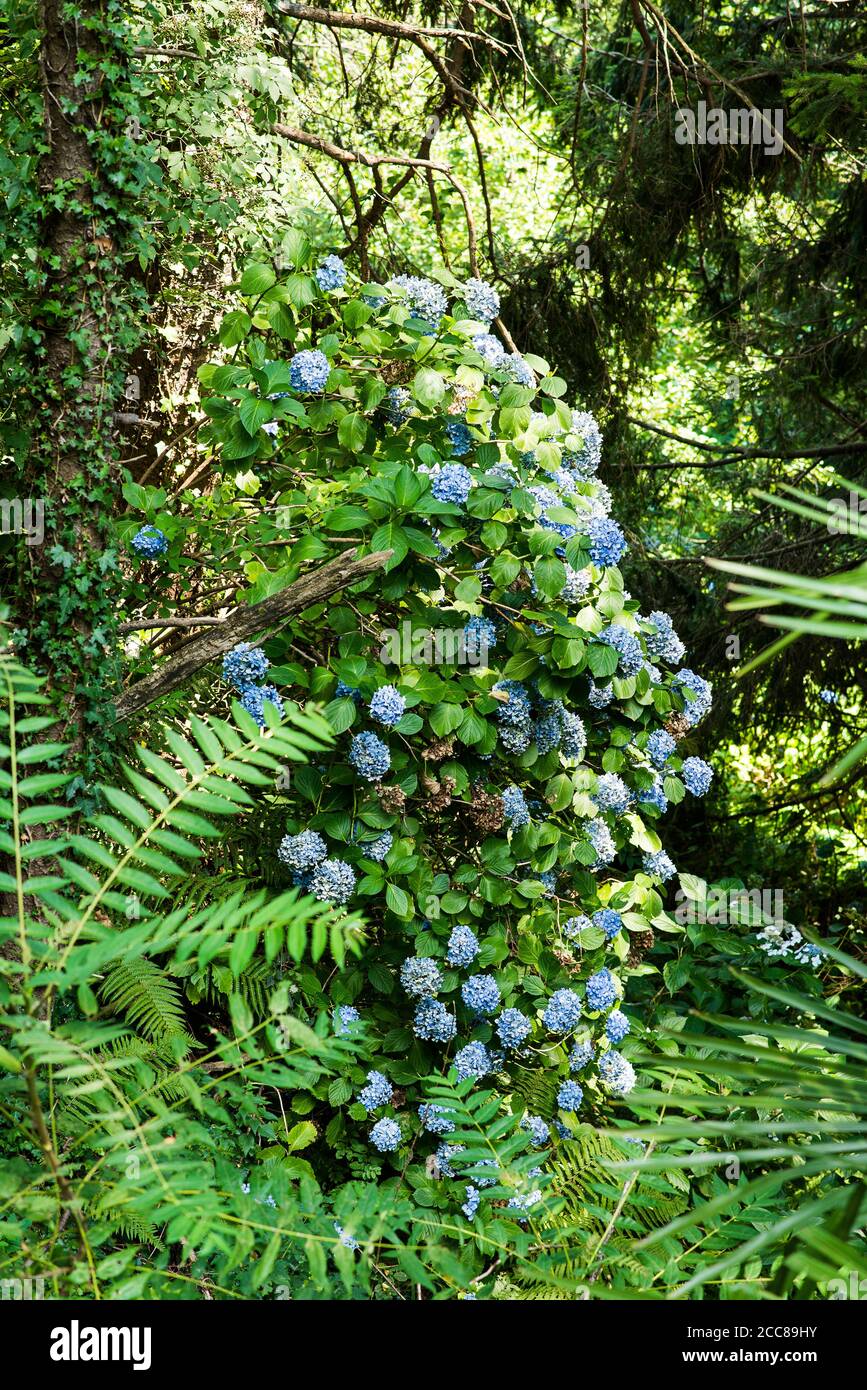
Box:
[446,420,473,456]
[364,831,393,862]
[431,463,473,506]
[277,830,327,872]
[466,1158,499,1189]
[585,968,619,1012]
[400,956,443,998]
[464,615,496,662]
[502,784,530,829]
[588,680,614,709]
[562,564,591,606]
[521,1114,550,1147]
[534,707,563,754]
[462,1185,481,1219]
[819,688,838,705]
[598,1049,637,1096]
[369,684,406,727]
[674,668,713,727]
[594,773,631,814]
[222,642,269,690]
[682,756,713,796]
[418,1103,456,1136]
[564,914,592,941]
[358,1070,392,1111]
[461,974,500,1016]
[566,410,603,476]
[498,724,531,754]
[543,989,582,1033]
[435,1142,466,1177]
[643,849,677,881]
[471,332,506,368]
[647,729,676,769]
[586,517,627,567]
[496,1008,531,1049]
[506,1188,543,1221]
[592,908,623,940]
[587,817,617,868]
[310,858,355,905]
[453,1041,491,1081]
[370,1117,401,1151]
[569,1041,594,1072]
[239,683,284,726]
[384,385,411,425]
[413,998,457,1042]
[333,1004,360,1036]
[446,924,479,967]
[645,610,685,665]
[606,1009,631,1043]
[391,274,448,329]
[505,353,535,386]
[289,348,330,393]
[639,776,669,814]
[557,1080,584,1112]
[131,525,168,558]
[529,484,576,540]
[315,254,347,291]
[463,277,500,324]
[349,731,391,781]
[599,624,644,677]
[561,711,586,759]
[335,679,363,704]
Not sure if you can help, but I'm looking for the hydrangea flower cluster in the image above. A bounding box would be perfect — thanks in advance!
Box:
[756,921,824,969]
[391,274,448,329]
[369,684,406,727]
[400,957,443,998]
[349,732,391,781]
[358,1070,392,1112]
[278,830,327,871]
[131,525,168,558]
[370,1118,401,1151]
[289,348,330,393]
[463,277,500,324]
[310,858,356,905]
[315,254,347,291]
[461,974,500,1016]
[682,756,713,796]
[446,925,479,967]
[431,463,473,506]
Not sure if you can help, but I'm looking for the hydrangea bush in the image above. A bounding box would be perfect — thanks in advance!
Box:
[193,233,714,1231]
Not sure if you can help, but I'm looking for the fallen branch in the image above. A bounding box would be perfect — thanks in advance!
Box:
[114,548,392,722]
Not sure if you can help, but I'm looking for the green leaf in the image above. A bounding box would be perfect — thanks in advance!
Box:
[239,262,276,296]
[219,310,251,347]
[337,412,368,453]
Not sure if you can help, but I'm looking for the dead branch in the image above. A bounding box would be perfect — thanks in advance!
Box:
[114,548,392,721]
